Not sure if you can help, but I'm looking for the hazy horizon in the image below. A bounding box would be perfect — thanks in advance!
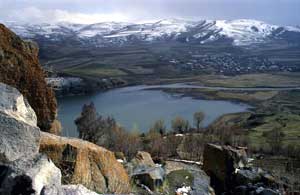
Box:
[0,0,299,26]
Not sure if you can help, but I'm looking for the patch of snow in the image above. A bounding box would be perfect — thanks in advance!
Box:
[215,19,278,45]
[169,159,202,166]
[247,158,255,163]
[193,31,209,39]
[6,19,300,46]
[200,35,218,44]
[284,26,300,32]
[176,186,191,195]
[117,159,124,163]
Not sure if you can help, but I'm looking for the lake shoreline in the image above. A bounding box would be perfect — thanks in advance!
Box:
[58,84,251,137]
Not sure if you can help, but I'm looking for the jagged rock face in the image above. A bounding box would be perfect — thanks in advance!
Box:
[0,83,40,163]
[203,144,247,194]
[0,24,57,132]
[39,132,131,194]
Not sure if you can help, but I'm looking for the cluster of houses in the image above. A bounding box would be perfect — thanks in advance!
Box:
[169,53,298,75]
[45,77,85,96]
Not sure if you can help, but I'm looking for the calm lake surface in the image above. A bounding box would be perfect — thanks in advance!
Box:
[58,84,251,137]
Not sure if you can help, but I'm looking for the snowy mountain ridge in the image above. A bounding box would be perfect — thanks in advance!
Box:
[5,19,300,47]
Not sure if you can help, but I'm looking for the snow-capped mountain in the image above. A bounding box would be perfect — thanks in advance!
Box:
[5,19,300,47]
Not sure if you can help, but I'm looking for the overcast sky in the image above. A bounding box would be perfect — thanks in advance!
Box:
[0,0,299,25]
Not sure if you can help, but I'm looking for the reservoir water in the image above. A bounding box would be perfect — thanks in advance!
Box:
[58,84,251,137]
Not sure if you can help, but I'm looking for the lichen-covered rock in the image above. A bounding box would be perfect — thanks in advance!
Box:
[164,161,215,195]
[0,83,40,163]
[0,24,57,132]
[0,154,62,195]
[39,132,131,194]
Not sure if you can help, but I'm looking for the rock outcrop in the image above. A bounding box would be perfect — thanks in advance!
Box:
[0,83,40,163]
[203,144,282,194]
[0,83,60,194]
[203,143,247,193]
[131,151,156,167]
[0,83,130,195]
[0,24,57,132]
[39,132,131,194]
[129,151,164,191]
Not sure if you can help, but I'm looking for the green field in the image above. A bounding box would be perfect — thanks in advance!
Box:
[248,114,300,148]
[64,65,127,77]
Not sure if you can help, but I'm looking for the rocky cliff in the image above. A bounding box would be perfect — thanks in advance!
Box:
[0,24,57,132]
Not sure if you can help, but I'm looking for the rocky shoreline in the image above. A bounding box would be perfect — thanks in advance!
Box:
[46,75,127,97]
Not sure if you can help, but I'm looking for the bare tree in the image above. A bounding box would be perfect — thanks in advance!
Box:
[114,128,142,159]
[75,102,117,146]
[75,102,143,158]
[145,130,164,159]
[172,116,189,133]
[149,119,166,135]
[193,111,205,131]
[75,102,97,140]
[265,127,285,154]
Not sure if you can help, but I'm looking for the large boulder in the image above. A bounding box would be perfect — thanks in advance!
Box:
[0,154,62,195]
[62,185,100,195]
[129,151,164,191]
[0,83,40,163]
[41,184,102,195]
[0,83,61,194]
[165,161,215,195]
[203,144,247,193]
[131,151,156,167]
[131,166,164,191]
[39,132,131,194]
[0,24,57,132]
[235,168,263,185]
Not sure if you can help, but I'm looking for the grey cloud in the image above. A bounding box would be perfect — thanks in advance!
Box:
[0,0,299,25]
